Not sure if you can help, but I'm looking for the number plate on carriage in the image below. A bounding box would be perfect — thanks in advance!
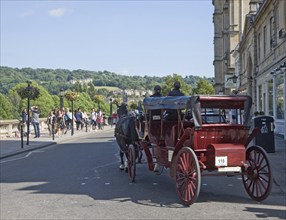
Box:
[215,156,227,166]
[152,115,161,120]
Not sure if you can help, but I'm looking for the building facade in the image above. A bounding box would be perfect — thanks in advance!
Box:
[213,0,286,139]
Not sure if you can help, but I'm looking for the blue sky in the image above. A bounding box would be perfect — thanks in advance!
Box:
[1,0,214,78]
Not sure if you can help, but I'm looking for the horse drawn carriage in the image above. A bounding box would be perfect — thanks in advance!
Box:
[115,95,273,205]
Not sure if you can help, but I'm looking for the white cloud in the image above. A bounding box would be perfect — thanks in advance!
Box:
[48,8,70,17]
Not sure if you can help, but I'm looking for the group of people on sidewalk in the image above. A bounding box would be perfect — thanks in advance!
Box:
[21,106,41,138]
[20,106,107,139]
[46,107,107,137]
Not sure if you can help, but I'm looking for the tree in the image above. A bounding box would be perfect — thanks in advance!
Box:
[129,101,138,110]
[0,93,13,119]
[92,95,105,111]
[192,79,215,95]
[162,74,192,96]
[7,91,22,119]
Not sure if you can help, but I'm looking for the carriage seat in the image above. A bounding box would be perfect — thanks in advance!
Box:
[164,121,195,147]
[148,120,177,145]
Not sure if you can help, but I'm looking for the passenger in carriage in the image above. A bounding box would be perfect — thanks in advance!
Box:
[150,85,162,97]
[149,85,162,120]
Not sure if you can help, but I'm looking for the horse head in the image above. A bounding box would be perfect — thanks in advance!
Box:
[117,103,128,119]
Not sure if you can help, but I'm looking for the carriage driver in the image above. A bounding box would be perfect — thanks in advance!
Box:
[168,81,184,96]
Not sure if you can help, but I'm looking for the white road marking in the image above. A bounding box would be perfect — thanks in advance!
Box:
[0,151,44,164]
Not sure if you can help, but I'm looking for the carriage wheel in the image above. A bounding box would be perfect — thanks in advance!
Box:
[175,147,201,206]
[128,144,136,182]
[242,145,272,201]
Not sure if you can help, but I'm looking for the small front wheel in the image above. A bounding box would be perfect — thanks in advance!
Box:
[175,147,201,206]
[128,144,136,182]
[242,145,272,201]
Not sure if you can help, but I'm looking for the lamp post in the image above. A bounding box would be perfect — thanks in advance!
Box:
[60,88,65,110]
[65,90,78,136]
[26,81,31,145]
[123,90,127,103]
[109,98,113,127]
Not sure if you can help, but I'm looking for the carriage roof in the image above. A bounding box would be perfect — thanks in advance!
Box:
[143,95,252,110]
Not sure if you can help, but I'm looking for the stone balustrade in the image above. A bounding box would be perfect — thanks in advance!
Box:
[0,119,48,138]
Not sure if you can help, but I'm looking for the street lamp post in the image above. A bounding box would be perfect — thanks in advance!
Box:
[65,90,78,136]
[71,99,74,136]
[60,88,65,110]
[109,98,113,127]
[26,81,31,145]
[123,90,127,103]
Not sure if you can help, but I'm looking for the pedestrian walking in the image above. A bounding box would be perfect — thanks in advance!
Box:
[31,106,40,138]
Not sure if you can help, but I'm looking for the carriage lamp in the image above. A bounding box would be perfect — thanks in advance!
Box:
[227,75,238,84]
[270,62,286,75]
[227,74,253,83]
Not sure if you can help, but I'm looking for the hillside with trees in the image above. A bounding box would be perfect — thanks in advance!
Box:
[0,66,214,120]
[0,66,213,95]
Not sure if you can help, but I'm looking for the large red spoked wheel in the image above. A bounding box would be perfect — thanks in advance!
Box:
[175,147,201,206]
[128,144,136,182]
[242,145,272,201]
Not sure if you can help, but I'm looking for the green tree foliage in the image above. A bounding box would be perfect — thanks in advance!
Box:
[7,91,22,119]
[129,101,138,110]
[162,74,192,96]
[74,92,93,112]
[192,79,215,95]
[92,95,105,110]
[0,93,13,119]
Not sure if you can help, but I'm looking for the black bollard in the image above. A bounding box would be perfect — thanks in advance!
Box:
[20,124,24,148]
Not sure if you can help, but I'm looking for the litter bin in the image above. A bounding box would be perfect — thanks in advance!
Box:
[253,115,275,153]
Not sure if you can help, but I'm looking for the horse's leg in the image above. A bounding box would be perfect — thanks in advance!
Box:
[124,151,129,172]
[119,151,124,170]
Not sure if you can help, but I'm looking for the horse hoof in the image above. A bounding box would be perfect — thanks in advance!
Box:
[153,164,160,172]
[119,164,124,170]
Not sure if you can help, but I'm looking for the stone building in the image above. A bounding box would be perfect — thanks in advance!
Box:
[213,0,286,139]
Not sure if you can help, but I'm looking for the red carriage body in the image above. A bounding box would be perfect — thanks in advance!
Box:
[128,95,272,205]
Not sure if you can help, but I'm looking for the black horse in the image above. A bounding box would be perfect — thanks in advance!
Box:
[114,115,140,170]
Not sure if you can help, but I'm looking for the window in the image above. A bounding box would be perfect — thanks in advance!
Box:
[263,26,267,56]
[258,84,262,112]
[258,33,261,62]
[276,75,284,119]
[270,17,274,49]
[268,80,273,116]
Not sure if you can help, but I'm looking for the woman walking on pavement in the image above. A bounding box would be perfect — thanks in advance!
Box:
[31,106,40,138]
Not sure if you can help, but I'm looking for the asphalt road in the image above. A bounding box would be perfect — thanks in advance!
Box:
[1,129,285,220]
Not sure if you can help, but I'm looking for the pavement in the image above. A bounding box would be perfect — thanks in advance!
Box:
[0,127,285,194]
